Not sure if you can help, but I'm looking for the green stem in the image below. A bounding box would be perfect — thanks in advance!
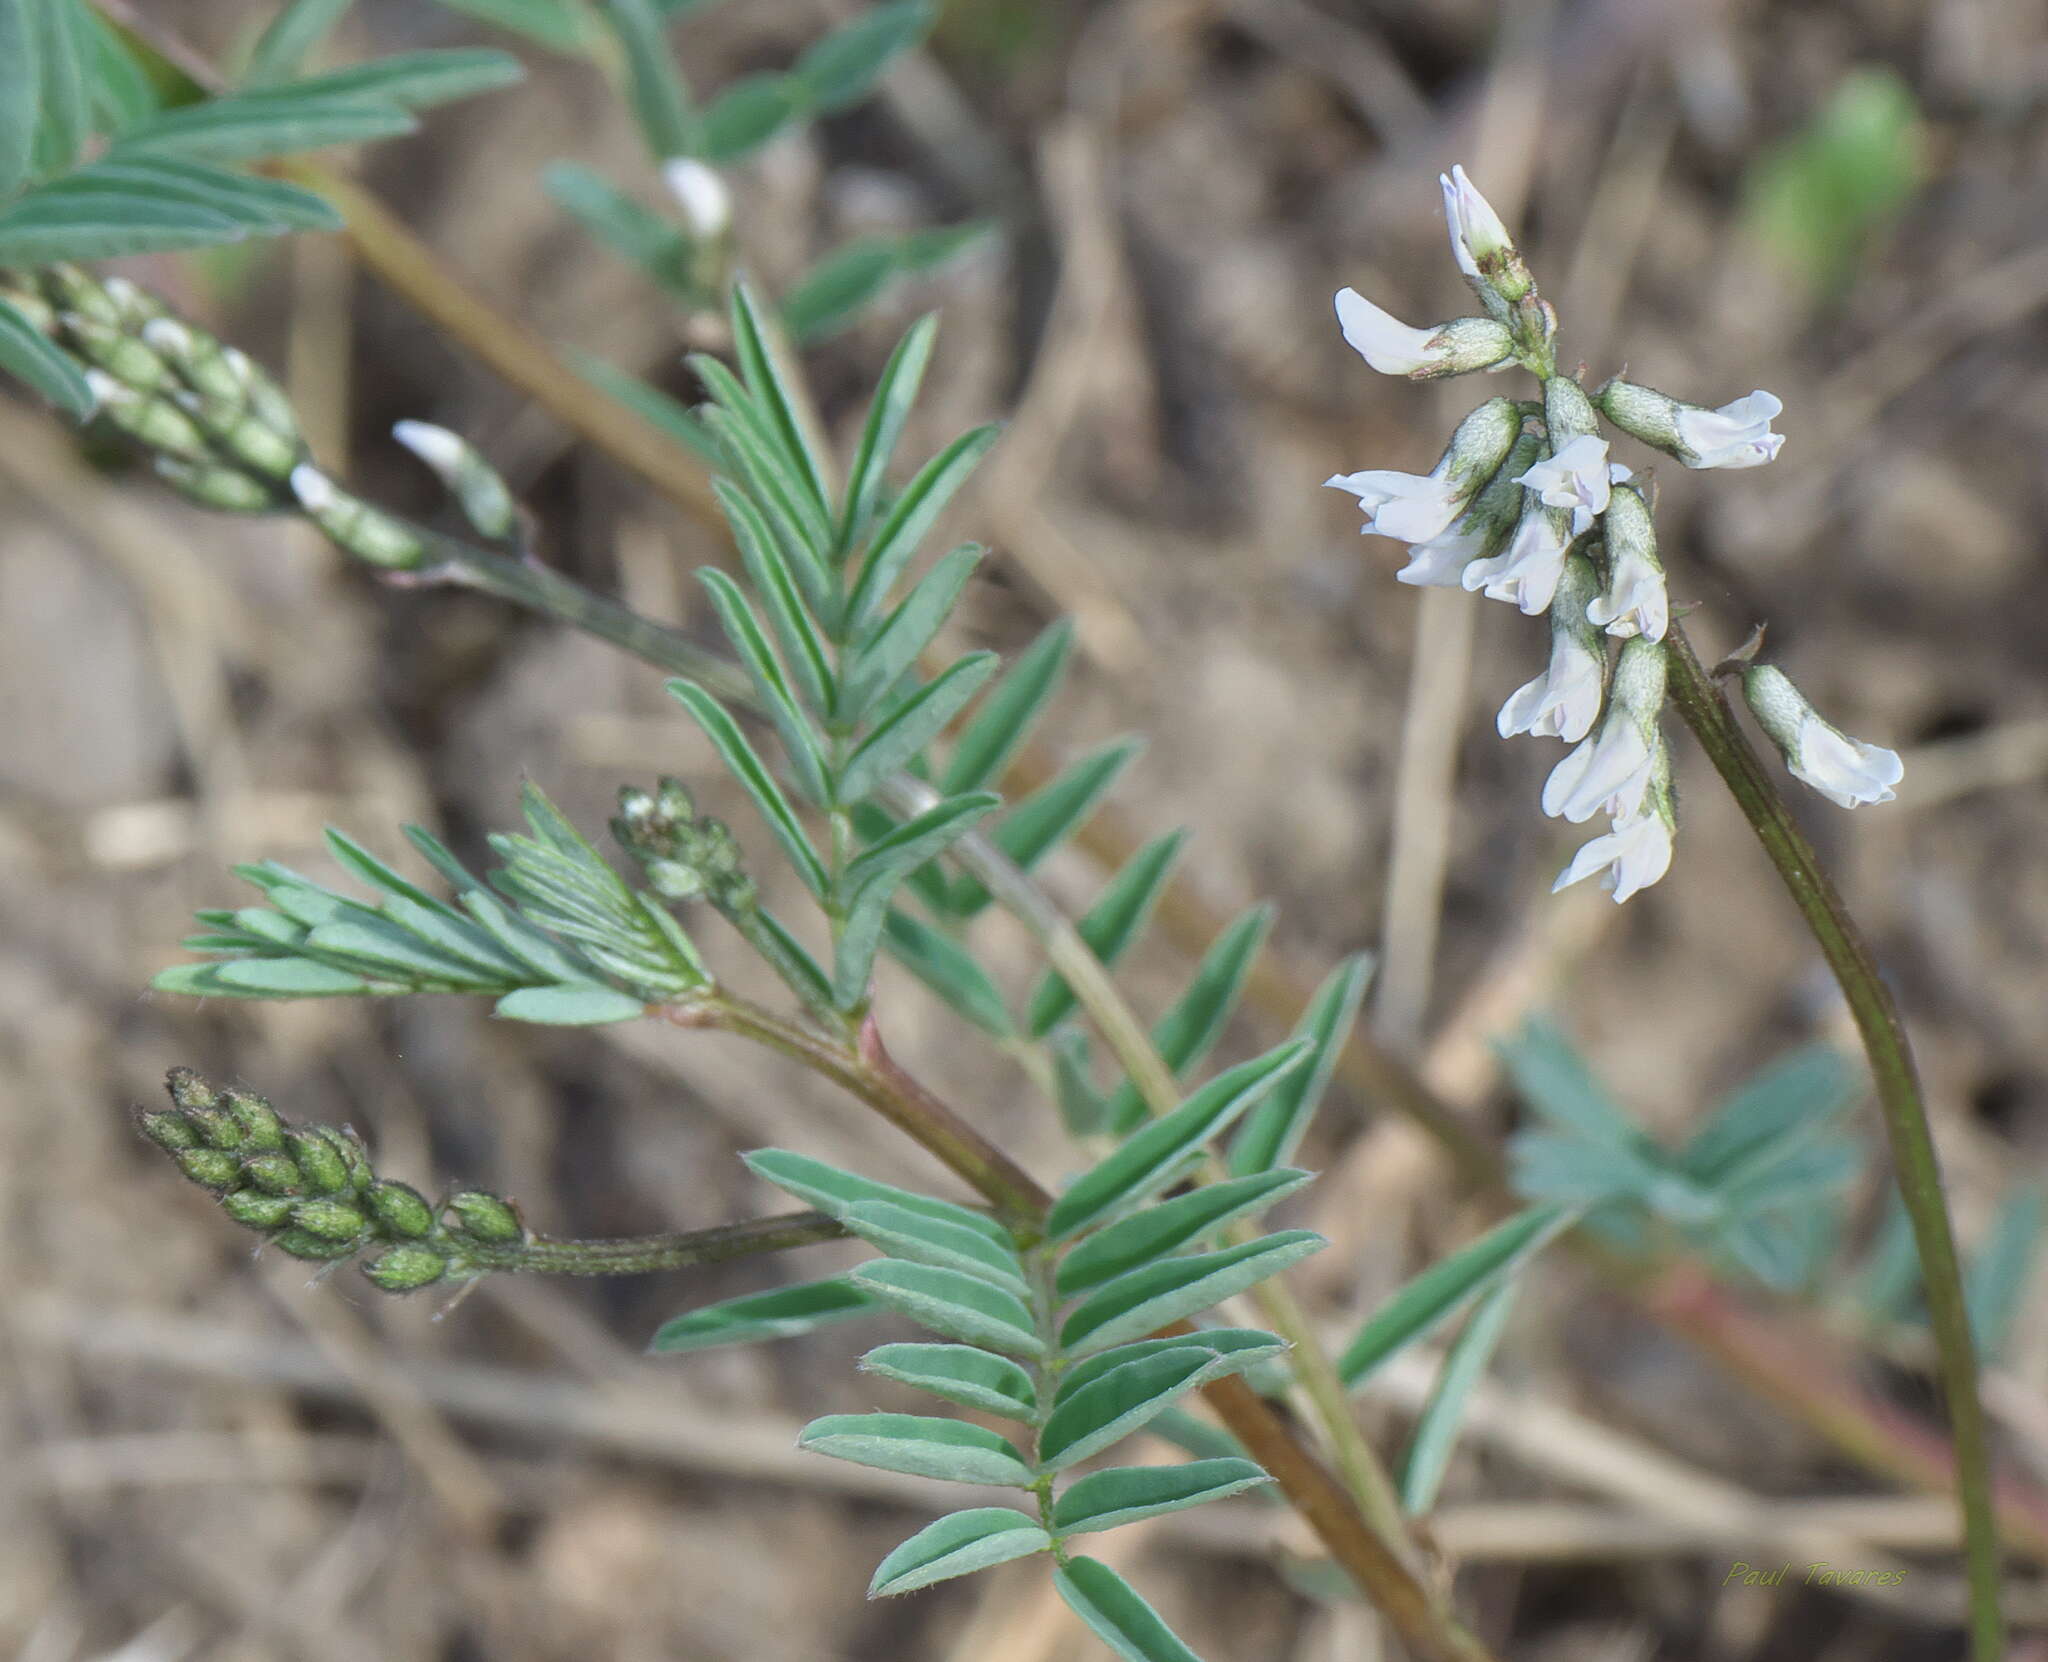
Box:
[462,1210,845,1275]
[1663,620,2004,1661]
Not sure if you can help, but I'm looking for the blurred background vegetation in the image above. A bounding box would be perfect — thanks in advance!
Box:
[5,1,2048,1658]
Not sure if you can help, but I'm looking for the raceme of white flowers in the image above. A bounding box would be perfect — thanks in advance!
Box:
[1328,165,1897,902]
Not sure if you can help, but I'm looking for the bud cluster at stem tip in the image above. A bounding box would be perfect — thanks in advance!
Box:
[1323,163,1880,904]
[611,776,757,910]
[137,1068,528,1292]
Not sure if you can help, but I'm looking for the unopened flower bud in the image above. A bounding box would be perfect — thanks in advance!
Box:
[1740,665,1902,808]
[172,389,300,479]
[139,1110,201,1152]
[222,1088,286,1153]
[181,1106,244,1152]
[86,372,212,461]
[290,465,428,570]
[1389,430,1540,587]
[1441,164,1536,315]
[318,1125,375,1192]
[393,420,516,541]
[1594,379,1785,471]
[175,1147,242,1190]
[1332,289,1515,380]
[96,275,165,331]
[363,1243,450,1292]
[222,1191,296,1230]
[662,157,733,242]
[448,1190,523,1243]
[1328,396,1522,545]
[289,1198,368,1242]
[241,1153,303,1196]
[166,1068,218,1112]
[272,1226,360,1261]
[284,1128,349,1195]
[61,315,176,393]
[41,265,126,327]
[366,1180,436,1239]
[153,456,280,514]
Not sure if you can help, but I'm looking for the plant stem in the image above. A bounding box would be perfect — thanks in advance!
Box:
[1663,619,2004,1661]
[462,1211,845,1275]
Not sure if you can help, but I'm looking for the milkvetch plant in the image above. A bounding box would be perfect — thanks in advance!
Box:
[0,7,2016,1660]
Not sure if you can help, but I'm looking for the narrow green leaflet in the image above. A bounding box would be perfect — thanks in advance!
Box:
[110,93,418,164]
[30,0,88,178]
[842,544,984,717]
[1054,1557,1206,1662]
[798,1413,1034,1486]
[840,313,936,551]
[1678,1045,1858,1187]
[949,738,1142,917]
[0,0,41,201]
[1056,1169,1312,1297]
[859,1342,1037,1420]
[1040,1347,1234,1471]
[603,0,695,160]
[1050,1027,1109,1137]
[727,283,832,521]
[880,907,1014,1038]
[493,984,646,1024]
[1497,1018,1640,1146]
[1053,1330,1285,1404]
[1051,1459,1272,1536]
[868,1508,1050,1598]
[782,224,988,342]
[0,189,248,262]
[1229,953,1373,1175]
[545,158,684,268]
[842,1200,1029,1297]
[715,480,836,705]
[64,159,342,232]
[844,425,1000,629]
[429,0,590,53]
[741,1148,1007,1242]
[696,568,829,803]
[79,9,158,133]
[1027,830,1188,1037]
[850,1258,1044,1357]
[1336,1204,1573,1389]
[838,653,997,804]
[790,0,933,111]
[666,679,829,898]
[941,619,1075,797]
[1399,1278,1519,1515]
[1059,1232,1325,1357]
[1102,904,1274,1133]
[696,71,803,163]
[649,1277,880,1352]
[243,0,354,87]
[0,294,92,418]
[1046,1041,1308,1243]
[575,355,719,462]
[274,49,525,110]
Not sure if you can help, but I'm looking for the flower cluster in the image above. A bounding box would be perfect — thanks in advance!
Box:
[1329,166,1895,901]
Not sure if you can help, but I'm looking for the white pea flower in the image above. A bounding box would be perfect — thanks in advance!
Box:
[1390,431,1541,587]
[1498,555,1606,741]
[1584,483,1668,642]
[662,157,733,241]
[1462,501,1571,615]
[1440,165,1514,285]
[1333,289,1515,380]
[1328,397,1522,544]
[1741,665,1903,808]
[1541,637,1665,821]
[1516,433,1612,522]
[1595,379,1786,470]
[1552,792,1675,903]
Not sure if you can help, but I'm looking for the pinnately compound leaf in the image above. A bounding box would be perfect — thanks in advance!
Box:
[1337,1204,1573,1390]
[1046,1041,1309,1243]
[849,1259,1044,1357]
[1051,1459,1272,1537]
[1059,1233,1325,1357]
[649,1276,881,1353]
[1056,1170,1313,1297]
[797,1413,1034,1486]
[868,1508,1050,1598]
[1054,1557,1206,1662]
[858,1342,1038,1420]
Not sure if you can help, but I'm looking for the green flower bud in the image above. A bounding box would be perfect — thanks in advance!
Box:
[182,1107,244,1152]
[316,1125,374,1192]
[290,1199,368,1242]
[40,265,125,327]
[138,1110,200,1152]
[96,275,165,332]
[365,1180,435,1239]
[175,391,300,479]
[391,421,516,541]
[154,456,280,514]
[288,465,427,570]
[272,1227,360,1261]
[222,1088,286,1153]
[241,1153,303,1196]
[284,1129,349,1195]
[362,1243,449,1292]
[222,1190,296,1229]
[448,1190,522,1244]
[86,373,213,461]
[61,315,175,392]
[175,1147,242,1190]
[165,1068,219,1113]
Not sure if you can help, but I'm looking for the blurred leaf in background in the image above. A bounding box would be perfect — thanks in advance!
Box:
[1742,66,1923,300]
